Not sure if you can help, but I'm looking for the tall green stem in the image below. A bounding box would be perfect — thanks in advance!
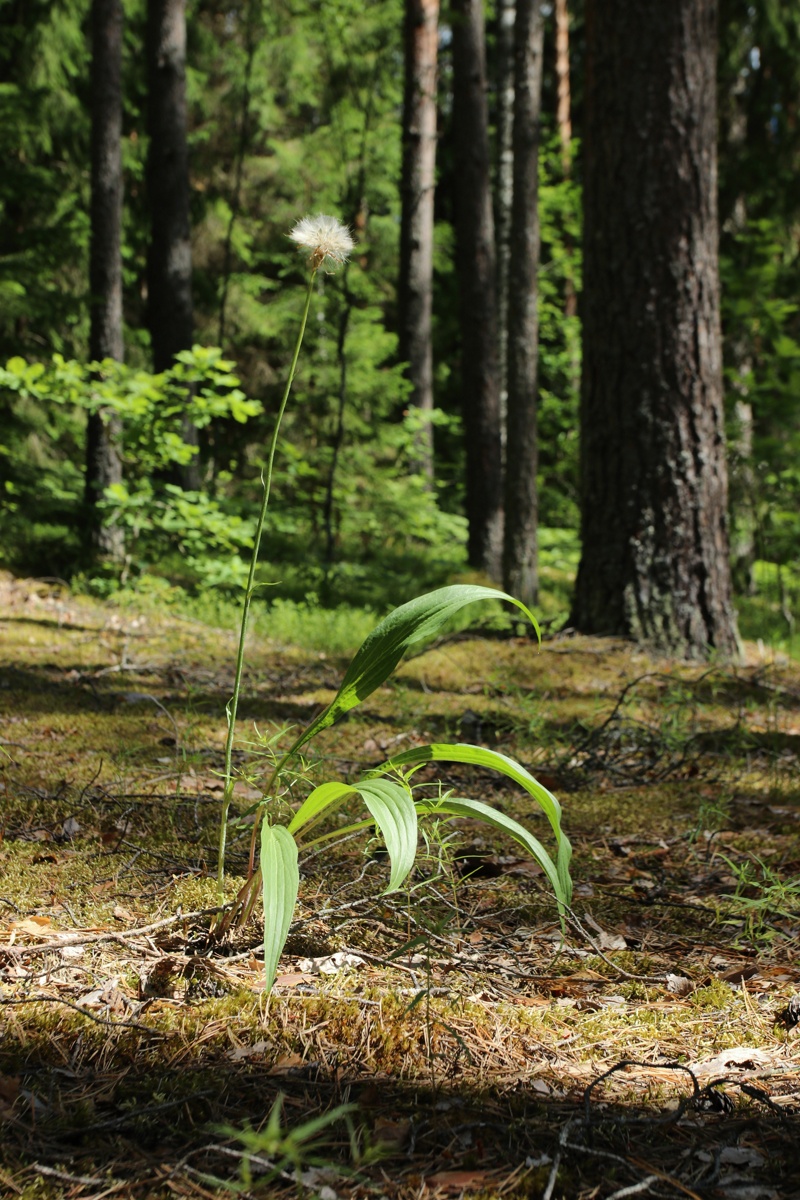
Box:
[216,269,317,897]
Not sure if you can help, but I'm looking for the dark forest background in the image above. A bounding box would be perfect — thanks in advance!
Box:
[0,0,798,659]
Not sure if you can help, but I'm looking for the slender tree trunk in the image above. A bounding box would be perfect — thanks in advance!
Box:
[554,0,577,319]
[146,0,198,489]
[452,0,503,578]
[495,0,515,429]
[399,0,439,482]
[555,0,572,170]
[86,0,125,561]
[503,0,543,606]
[571,0,739,659]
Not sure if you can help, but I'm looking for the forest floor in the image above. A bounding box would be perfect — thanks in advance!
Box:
[1,572,799,1200]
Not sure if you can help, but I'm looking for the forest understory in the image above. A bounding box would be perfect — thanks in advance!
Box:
[1,574,799,1200]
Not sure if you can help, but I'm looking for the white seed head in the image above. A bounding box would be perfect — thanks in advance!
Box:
[289,213,355,270]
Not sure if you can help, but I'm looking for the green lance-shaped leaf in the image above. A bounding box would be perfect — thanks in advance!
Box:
[355,778,418,894]
[287,781,356,836]
[260,823,300,991]
[287,586,539,757]
[415,796,567,909]
[380,743,573,905]
[289,777,418,895]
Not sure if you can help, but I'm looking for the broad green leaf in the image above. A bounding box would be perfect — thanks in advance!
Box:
[381,743,572,904]
[416,795,569,909]
[287,586,539,756]
[355,778,418,894]
[287,781,356,835]
[260,824,299,991]
[288,777,417,891]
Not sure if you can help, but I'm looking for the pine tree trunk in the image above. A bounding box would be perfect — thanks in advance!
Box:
[502,0,543,606]
[146,0,198,489]
[571,0,739,659]
[398,0,439,482]
[554,0,572,169]
[554,0,577,319]
[452,0,503,578]
[86,0,125,562]
[495,0,515,427]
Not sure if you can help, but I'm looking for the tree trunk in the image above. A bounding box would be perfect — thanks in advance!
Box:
[146,0,198,489]
[494,0,515,430]
[86,0,125,562]
[452,0,503,578]
[571,0,739,659]
[554,0,577,320]
[502,0,543,606]
[399,0,439,482]
[554,0,572,170]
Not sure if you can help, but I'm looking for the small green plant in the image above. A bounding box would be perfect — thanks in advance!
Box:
[717,853,800,943]
[216,214,573,989]
[211,1093,359,1191]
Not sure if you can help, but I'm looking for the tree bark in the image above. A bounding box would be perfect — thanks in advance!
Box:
[554,0,577,319]
[86,0,125,561]
[571,0,739,659]
[452,0,503,578]
[399,0,439,482]
[502,0,543,606]
[554,0,572,169]
[146,0,198,489]
[494,0,515,429]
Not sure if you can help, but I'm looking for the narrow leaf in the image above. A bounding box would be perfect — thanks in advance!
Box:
[354,778,417,894]
[288,586,539,755]
[416,795,568,908]
[383,743,573,904]
[260,824,299,991]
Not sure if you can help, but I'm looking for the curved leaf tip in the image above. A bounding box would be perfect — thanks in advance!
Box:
[290,585,540,755]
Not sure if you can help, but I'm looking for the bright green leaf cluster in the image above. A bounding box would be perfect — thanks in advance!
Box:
[258,584,570,991]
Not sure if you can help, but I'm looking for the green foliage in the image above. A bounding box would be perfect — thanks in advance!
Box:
[257,584,571,991]
[537,133,582,528]
[213,1093,359,1190]
[721,218,800,577]
[287,584,540,753]
[0,0,91,361]
[260,825,300,991]
[0,348,260,588]
[1,0,799,631]
[717,852,800,945]
[379,742,572,904]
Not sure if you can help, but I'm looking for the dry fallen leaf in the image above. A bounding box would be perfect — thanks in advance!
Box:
[693,1046,776,1079]
[665,972,694,996]
[426,1169,497,1193]
[273,971,316,988]
[267,1053,306,1076]
[228,1040,270,1062]
[8,916,52,940]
